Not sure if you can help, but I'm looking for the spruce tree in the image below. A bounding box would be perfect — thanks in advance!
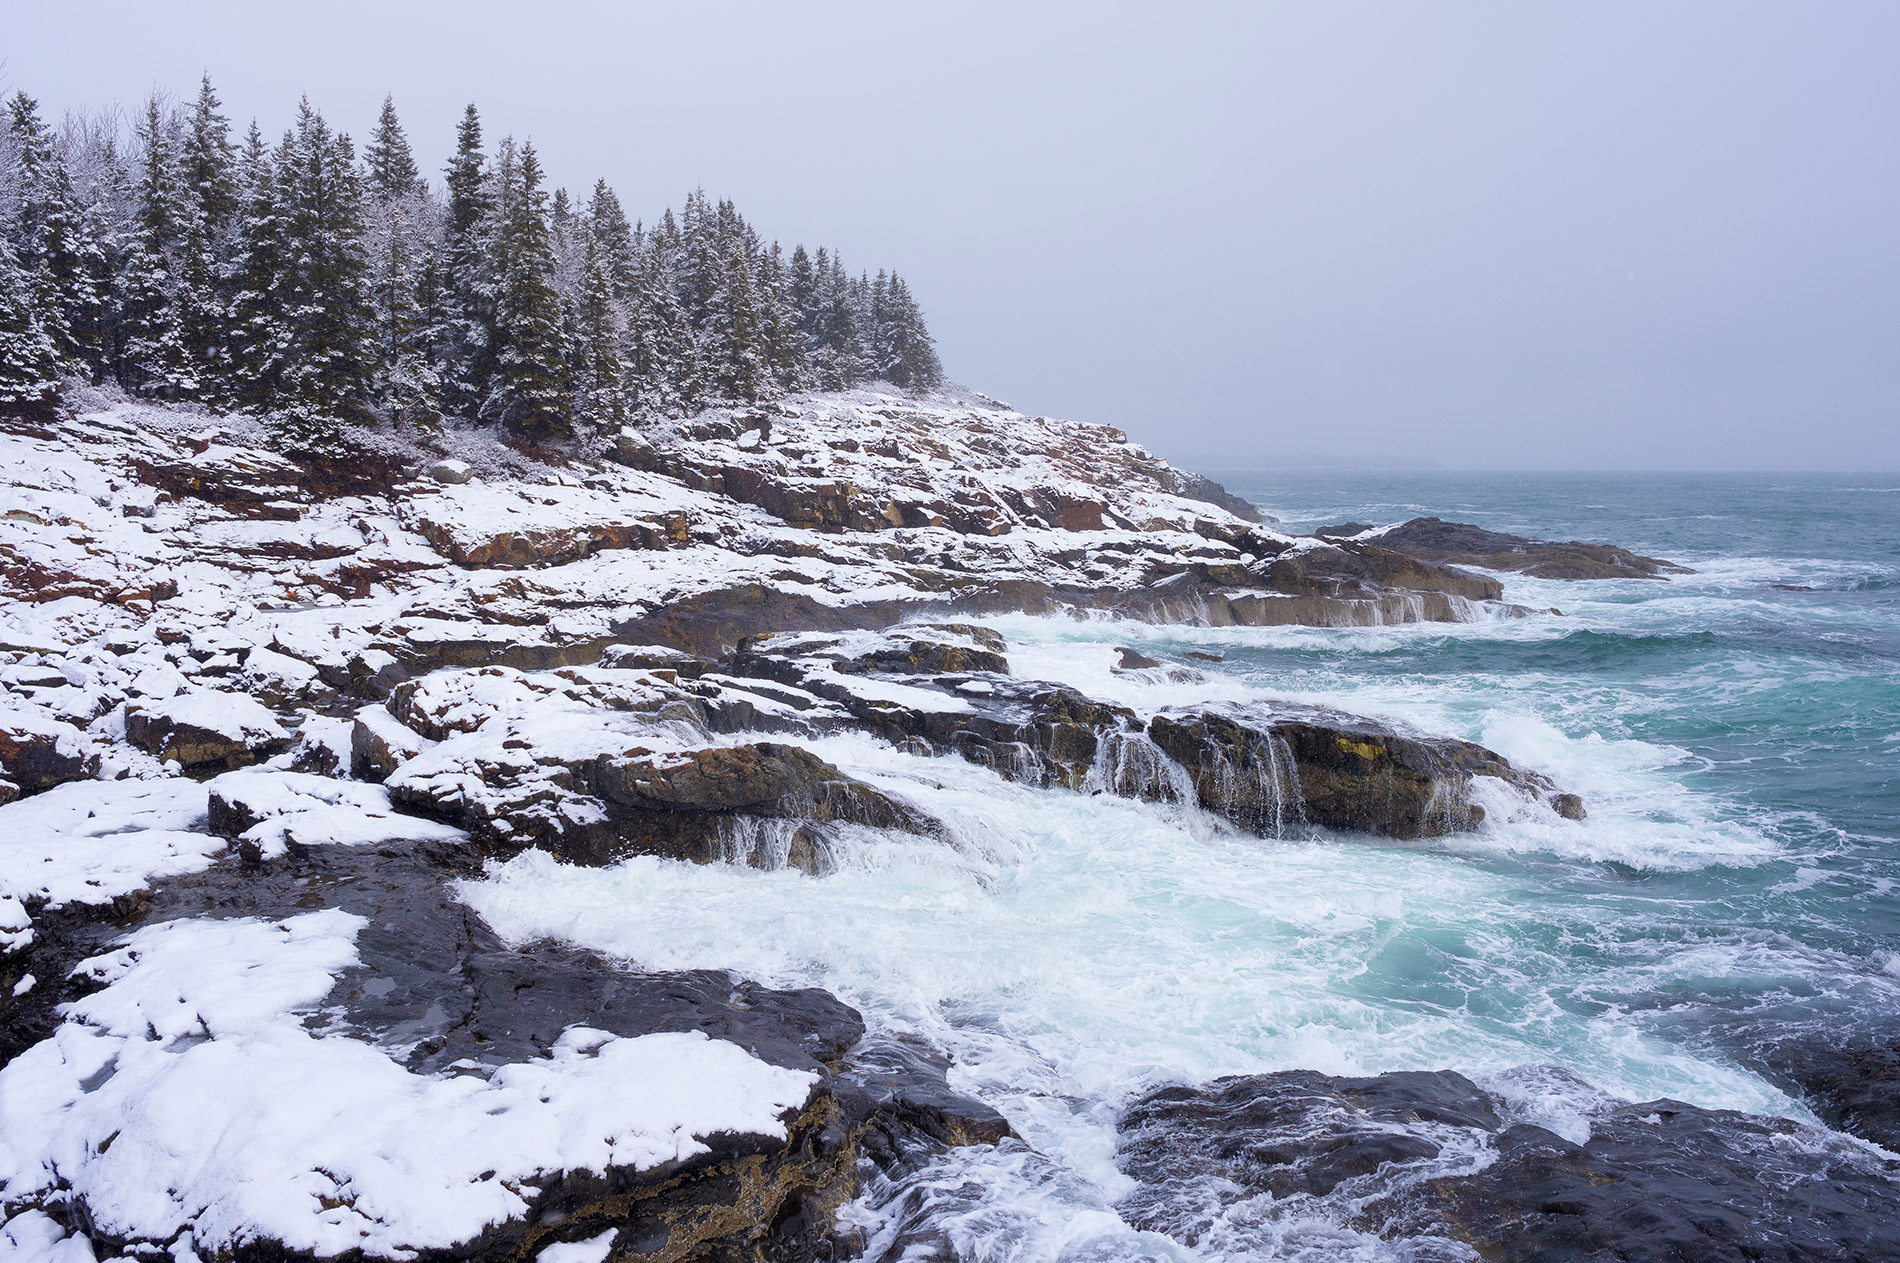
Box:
[0,236,64,413]
[587,179,636,301]
[364,96,421,201]
[5,91,100,376]
[439,104,494,417]
[270,100,375,453]
[881,273,941,388]
[485,141,570,436]
[119,96,190,397]
[226,122,289,412]
[570,225,622,432]
[363,97,439,428]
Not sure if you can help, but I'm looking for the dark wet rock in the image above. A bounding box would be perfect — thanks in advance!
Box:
[580,740,940,869]
[1147,703,1575,838]
[1117,1069,1900,1263]
[1184,650,1224,663]
[1417,1103,1900,1262]
[1741,1031,1900,1152]
[0,711,98,796]
[1313,522,1375,539]
[389,729,939,874]
[95,821,1002,1263]
[0,891,149,1070]
[1372,516,1692,580]
[1114,646,1162,670]
[833,624,1010,677]
[1772,583,1815,592]
[1261,539,1506,603]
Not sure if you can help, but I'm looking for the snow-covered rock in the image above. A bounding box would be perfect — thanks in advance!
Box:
[124,691,290,769]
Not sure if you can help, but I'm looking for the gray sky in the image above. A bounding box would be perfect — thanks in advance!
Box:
[9,1,1898,469]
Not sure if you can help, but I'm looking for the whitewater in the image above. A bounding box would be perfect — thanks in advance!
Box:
[441,471,1900,1258]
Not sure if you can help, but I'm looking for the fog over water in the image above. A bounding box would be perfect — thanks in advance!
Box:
[9,1,1898,469]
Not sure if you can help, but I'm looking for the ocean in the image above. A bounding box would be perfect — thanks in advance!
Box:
[463,470,1900,1260]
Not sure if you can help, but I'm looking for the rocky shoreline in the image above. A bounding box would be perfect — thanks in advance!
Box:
[6,388,1894,1263]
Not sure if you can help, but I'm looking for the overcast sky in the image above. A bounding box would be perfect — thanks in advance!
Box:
[9,2,1897,469]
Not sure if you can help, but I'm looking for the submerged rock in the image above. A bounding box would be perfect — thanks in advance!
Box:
[1370,516,1692,580]
[1117,1069,1900,1262]
[1147,703,1576,838]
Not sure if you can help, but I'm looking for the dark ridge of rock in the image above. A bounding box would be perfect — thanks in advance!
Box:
[1263,540,1506,603]
[16,832,1009,1263]
[580,741,942,870]
[1114,646,1162,671]
[832,625,1011,677]
[386,730,941,874]
[1166,470,1269,523]
[1313,522,1374,539]
[614,566,1525,661]
[1116,1069,1900,1263]
[1372,516,1692,580]
[1147,703,1574,838]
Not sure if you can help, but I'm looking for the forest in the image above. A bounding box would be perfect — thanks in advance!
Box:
[0,78,943,449]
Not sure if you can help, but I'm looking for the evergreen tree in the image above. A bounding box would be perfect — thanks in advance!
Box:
[270,99,375,453]
[881,272,942,388]
[438,104,494,417]
[700,238,765,402]
[118,96,191,396]
[363,97,440,428]
[587,179,636,300]
[0,236,63,413]
[5,91,100,375]
[484,141,570,435]
[569,224,622,432]
[364,96,421,200]
[174,76,238,402]
[226,122,289,412]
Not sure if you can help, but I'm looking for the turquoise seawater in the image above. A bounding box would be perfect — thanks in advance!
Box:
[466,470,1900,1260]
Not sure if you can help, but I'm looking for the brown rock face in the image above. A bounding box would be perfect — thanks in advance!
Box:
[1146,704,1572,839]
[1371,517,1691,580]
[123,702,290,770]
[0,714,98,796]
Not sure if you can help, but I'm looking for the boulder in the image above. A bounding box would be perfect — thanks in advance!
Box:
[1115,1069,1900,1262]
[125,692,291,769]
[0,709,99,795]
[387,711,939,874]
[1114,646,1162,670]
[1371,516,1692,580]
[1147,703,1576,838]
[428,458,473,484]
[351,706,429,781]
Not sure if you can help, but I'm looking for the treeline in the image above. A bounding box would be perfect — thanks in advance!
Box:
[0,78,942,448]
